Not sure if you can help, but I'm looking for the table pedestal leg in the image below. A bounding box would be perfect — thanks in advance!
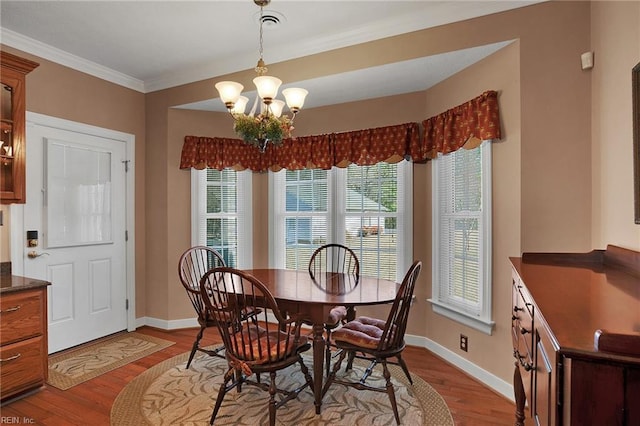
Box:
[312,323,325,414]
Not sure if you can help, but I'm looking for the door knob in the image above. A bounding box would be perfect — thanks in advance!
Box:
[27,251,49,259]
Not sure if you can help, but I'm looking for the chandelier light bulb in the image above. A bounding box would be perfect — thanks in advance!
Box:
[215,81,244,108]
[269,99,285,118]
[231,96,249,115]
[282,88,309,113]
[253,75,282,104]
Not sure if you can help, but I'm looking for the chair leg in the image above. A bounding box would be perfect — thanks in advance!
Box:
[297,354,314,390]
[209,368,235,425]
[325,327,332,377]
[322,348,347,397]
[236,368,243,393]
[382,361,400,425]
[187,325,206,369]
[268,371,277,426]
[345,350,356,371]
[396,354,413,385]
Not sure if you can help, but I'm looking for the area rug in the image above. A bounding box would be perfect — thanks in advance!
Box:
[110,349,454,426]
[47,332,175,390]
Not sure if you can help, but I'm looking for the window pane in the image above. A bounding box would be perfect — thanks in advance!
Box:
[196,168,249,268]
[206,218,238,267]
[346,163,398,281]
[451,218,480,305]
[454,148,482,213]
[283,170,329,268]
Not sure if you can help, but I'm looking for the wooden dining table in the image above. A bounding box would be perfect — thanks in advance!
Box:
[243,268,399,414]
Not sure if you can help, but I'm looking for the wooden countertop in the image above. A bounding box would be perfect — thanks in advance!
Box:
[0,273,51,294]
[510,245,640,358]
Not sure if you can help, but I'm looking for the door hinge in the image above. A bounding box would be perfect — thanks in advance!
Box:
[122,160,130,172]
[125,230,129,241]
[126,299,129,310]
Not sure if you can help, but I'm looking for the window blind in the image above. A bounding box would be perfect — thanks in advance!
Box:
[191,168,252,268]
[435,144,486,317]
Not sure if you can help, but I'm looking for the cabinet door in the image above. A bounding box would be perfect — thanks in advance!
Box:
[534,337,552,426]
[626,367,640,425]
[570,359,624,426]
[0,69,26,203]
[0,52,38,204]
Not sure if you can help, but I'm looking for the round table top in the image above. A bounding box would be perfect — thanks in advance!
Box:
[243,268,399,307]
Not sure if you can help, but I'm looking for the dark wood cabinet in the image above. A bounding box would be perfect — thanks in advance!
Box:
[510,245,640,426]
[0,278,49,402]
[1,51,39,204]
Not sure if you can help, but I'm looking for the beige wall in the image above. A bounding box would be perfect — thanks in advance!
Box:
[0,45,148,314]
[2,0,638,388]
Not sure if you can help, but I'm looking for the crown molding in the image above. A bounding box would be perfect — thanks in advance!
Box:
[1,28,145,93]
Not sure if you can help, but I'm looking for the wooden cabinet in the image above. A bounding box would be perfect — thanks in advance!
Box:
[0,283,48,402]
[1,51,39,204]
[510,245,640,426]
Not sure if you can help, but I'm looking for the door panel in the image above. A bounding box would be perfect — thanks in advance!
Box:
[48,262,74,323]
[89,258,111,312]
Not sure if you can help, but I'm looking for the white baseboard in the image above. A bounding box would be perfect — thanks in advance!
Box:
[136,316,198,330]
[404,333,515,402]
[137,316,514,402]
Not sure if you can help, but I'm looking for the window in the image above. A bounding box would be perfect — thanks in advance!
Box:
[191,168,252,268]
[270,162,412,282]
[430,141,494,334]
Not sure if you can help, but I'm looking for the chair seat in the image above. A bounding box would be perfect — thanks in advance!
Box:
[332,316,389,349]
[236,327,309,363]
[327,305,348,326]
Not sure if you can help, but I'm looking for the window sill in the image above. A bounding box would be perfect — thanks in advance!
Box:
[427,299,495,335]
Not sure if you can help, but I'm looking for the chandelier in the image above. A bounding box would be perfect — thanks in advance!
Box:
[215,0,308,153]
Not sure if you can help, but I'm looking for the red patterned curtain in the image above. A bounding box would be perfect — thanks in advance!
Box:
[415,90,501,160]
[180,91,501,171]
[180,123,419,172]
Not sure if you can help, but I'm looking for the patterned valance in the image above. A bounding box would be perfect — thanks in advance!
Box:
[180,91,501,171]
[180,123,420,172]
[419,90,501,159]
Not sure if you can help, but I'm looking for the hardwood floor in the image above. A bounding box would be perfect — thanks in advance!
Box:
[1,326,519,425]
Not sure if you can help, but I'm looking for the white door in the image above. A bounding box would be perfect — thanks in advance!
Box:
[16,115,130,353]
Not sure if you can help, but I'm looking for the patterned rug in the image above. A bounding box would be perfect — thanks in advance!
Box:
[47,332,175,390]
[110,349,454,425]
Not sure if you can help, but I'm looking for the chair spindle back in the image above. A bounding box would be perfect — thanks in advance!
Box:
[309,243,360,277]
[378,260,422,351]
[178,246,226,319]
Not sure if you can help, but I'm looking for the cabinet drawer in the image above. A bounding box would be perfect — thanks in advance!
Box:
[0,335,46,400]
[0,290,45,344]
[512,281,534,360]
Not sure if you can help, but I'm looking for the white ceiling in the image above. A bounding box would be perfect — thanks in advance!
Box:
[0,1,539,110]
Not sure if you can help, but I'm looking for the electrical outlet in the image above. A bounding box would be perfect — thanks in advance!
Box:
[460,334,468,352]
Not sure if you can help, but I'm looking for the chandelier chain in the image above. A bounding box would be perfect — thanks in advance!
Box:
[255,4,268,75]
[259,6,263,60]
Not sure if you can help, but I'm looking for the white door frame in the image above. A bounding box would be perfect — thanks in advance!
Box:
[10,112,136,333]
